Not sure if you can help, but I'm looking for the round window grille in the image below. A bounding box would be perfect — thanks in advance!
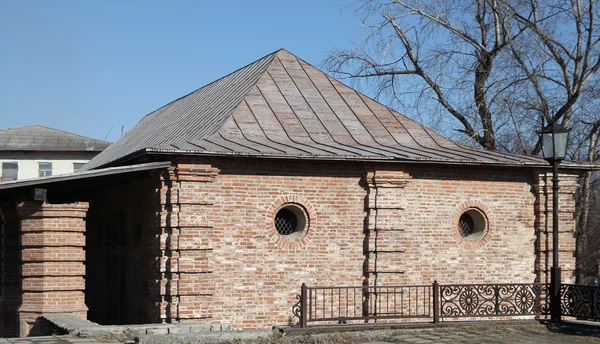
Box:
[273,204,308,239]
[275,208,298,235]
[457,208,487,241]
[458,213,474,237]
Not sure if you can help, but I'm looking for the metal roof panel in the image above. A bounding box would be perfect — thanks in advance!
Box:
[83,49,592,170]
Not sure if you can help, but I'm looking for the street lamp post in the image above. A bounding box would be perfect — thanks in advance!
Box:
[539,123,570,323]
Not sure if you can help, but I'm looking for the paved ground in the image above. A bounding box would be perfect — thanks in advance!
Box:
[0,337,120,344]
[334,324,600,344]
[3,322,600,344]
[276,322,600,344]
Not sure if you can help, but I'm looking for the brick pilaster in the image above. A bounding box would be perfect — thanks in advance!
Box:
[364,170,411,286]
[17,201,88,336]
[533,171,580,284]
[155,163,217,323]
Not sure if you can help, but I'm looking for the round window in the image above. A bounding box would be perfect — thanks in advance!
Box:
[458,208,487,241]
[274,204,308,239]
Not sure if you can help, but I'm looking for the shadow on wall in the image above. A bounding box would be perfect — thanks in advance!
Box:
[0,204,23,337]
[85,175,162,325]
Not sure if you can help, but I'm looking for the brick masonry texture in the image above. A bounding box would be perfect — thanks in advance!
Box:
[0,201,89,337]
[151,157,580,330]
[534,172,580,282]
[0,157,581,335]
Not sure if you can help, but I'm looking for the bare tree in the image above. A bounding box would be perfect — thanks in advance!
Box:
[571,84,600,282]
[327,0,600,282]
[326,0,600,154]
[576,175,600,283]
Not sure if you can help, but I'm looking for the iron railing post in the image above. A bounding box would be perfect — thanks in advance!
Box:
[494,285,500,315]
[433,280,440,323]
[300,283,308,328]
[590,287,597,319]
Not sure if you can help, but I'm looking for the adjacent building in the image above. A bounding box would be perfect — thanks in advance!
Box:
[0,125,111,182]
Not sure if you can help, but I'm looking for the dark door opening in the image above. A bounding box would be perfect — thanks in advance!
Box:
[85,181,159,325]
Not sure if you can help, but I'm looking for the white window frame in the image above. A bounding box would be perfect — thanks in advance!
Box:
[1,162,18,181]
[73,162,85,172]
[38,162,53,177]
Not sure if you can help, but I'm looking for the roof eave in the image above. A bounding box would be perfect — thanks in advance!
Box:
[0,161,172,191]
[84,148,150,171]
[145,148,598,171]
[0,148,109,153]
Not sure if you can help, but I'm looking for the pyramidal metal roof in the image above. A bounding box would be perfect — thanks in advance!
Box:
[0,125,111,152]
[84,49,558,170]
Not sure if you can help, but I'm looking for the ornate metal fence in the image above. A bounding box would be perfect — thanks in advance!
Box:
[292,282,600,327]
[561,284,600,320]
[439,283,549,318]
[293,282,551,327]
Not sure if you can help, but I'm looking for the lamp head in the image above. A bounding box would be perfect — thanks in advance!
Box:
[538,124,570,162]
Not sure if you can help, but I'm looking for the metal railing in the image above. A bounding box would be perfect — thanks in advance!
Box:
[293,281,551,327]
[293,282,439,327]
[440,283,549,318]
[561,284,600,320]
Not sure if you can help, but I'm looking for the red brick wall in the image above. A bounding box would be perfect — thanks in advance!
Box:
[534,172,580,284]
[367,167,537,285]
[16,201,88,337]
[156,158,579,329]
[0,157,579,333]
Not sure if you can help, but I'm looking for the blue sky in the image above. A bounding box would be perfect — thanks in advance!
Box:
[0,1,363,142]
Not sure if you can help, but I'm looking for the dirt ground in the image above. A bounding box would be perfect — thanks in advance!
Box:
[218,322,600,344]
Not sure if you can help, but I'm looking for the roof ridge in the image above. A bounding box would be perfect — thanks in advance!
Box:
[198,49,282,139]
[83,49,554,170]
[139,49,283,123]
[0,125,112,152]
[1,125,110,144]
[194,51,290,144]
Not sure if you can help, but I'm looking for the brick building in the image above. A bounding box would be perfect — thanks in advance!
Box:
[0,49,593,337]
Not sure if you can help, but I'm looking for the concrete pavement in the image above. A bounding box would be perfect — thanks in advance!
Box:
[0,337,120,344]
[3,321,600,344]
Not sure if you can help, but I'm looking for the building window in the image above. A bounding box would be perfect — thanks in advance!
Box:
[1,162,18,181]
[73,163,85,172]
[267,195,316,248]
[38,162,52,177]
[458,208,487,241]
[274,204,308,239]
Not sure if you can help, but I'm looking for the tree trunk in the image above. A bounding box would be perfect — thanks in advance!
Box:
[474,51,496,150]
